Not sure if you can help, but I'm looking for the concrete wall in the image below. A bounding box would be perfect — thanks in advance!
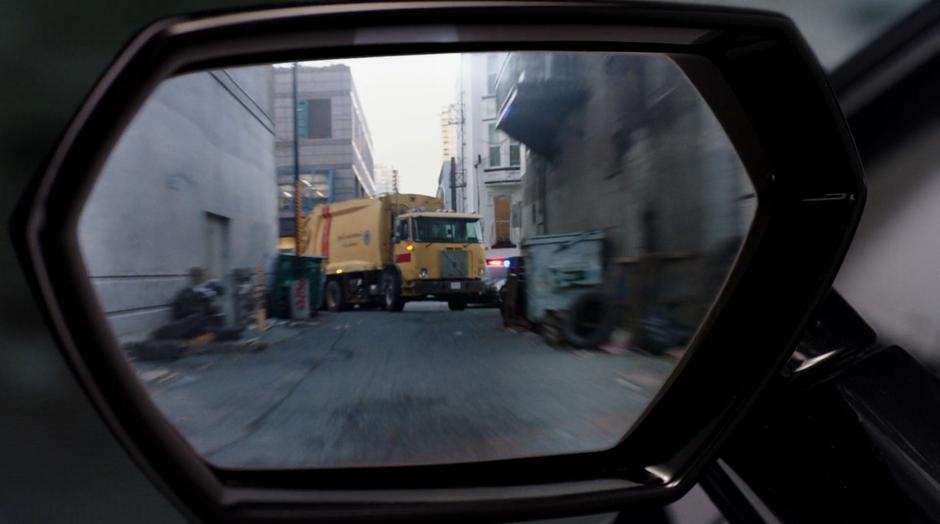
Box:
[519,55,753,256]
[515,54,754,329]
[78,66,277,341]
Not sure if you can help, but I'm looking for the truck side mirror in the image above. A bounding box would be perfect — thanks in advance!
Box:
[398,219,409,241]
[393,220,403,243]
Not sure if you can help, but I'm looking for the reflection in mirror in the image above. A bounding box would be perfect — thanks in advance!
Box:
[78,52,756,468]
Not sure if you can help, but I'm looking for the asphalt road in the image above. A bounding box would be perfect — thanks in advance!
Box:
[135,302,676,468]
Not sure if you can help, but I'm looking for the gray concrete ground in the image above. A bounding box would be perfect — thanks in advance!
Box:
[133,302,676,468]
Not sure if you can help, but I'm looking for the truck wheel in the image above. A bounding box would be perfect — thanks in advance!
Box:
[325,279,345,312]
[448,297,467,311]
[383,270,404,312]
[562,292,616,349]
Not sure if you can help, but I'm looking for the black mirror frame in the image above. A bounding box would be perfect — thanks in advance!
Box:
[12,1,865,522]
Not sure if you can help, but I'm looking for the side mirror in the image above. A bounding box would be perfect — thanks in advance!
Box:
[393,220,403,243]
[12,2,864,522]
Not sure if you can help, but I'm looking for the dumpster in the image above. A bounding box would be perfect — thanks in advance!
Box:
[522,230,605,323]
[271,253,325,318]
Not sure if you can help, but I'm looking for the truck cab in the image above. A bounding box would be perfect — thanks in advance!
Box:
[387,212,486,311]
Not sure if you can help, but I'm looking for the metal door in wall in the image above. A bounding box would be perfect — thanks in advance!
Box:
[205,212,231,280]
[493,197,512,248]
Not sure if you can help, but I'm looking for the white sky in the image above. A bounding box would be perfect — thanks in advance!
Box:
[304,54,461,196]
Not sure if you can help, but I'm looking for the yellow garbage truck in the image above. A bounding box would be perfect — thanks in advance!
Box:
[300,194,486,312]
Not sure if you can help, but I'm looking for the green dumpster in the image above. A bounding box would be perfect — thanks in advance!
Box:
[523,230,605,322]
[271,253,325,318]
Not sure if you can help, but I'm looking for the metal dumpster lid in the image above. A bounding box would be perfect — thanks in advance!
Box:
[522,230,606,247]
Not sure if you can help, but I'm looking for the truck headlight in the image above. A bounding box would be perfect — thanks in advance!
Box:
[478,268,485,277]
[419,268,429,278]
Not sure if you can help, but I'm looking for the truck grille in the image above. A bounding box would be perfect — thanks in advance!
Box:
[440,250,468,279]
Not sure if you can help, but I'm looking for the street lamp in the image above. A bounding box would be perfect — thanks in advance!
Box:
[292,61,301,259]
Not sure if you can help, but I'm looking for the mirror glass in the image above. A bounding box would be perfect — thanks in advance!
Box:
[78,52,756,468]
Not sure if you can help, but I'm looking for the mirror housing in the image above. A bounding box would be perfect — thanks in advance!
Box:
[12,2,865,522]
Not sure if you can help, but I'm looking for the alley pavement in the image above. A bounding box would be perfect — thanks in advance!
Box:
[134,302,675,468]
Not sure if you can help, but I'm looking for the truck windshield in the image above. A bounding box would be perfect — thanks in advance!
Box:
[413,217,483,243]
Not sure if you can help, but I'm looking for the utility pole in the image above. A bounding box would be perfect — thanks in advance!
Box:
[449,156,457,211]
[447,93,467,212]
[292,62,301,258]
[289,62,311,319]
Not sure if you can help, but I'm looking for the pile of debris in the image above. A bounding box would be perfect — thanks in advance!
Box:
[126,279,266,362]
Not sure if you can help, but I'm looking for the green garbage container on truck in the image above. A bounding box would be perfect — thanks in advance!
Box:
[271,254,325,318]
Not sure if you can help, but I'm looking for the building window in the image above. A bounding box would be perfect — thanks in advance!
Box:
[488,124,501,168]
[486,54,498,95]
[298,98,332,139]
[279,184,294,212]
[483,97,497,119]
[280,172,330,215]
[300,173,330,210]
[509,140,521,166]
